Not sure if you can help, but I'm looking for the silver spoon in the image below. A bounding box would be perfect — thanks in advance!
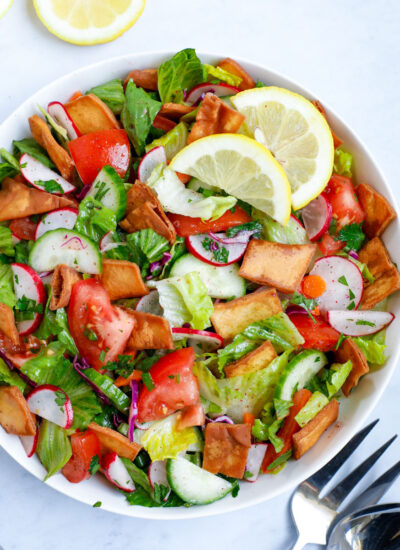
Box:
[327,503,400,550]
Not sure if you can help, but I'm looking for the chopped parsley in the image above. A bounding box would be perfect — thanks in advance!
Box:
[243,471,254,480]
[290,292,317,322]
[335,333,348,350]
[55,389,66,412]
[347,301,356,310]
[328,217,338,235]
[349,289,355,300]
[337,223,365,251]
[201,236,229,264]
[141,372,155,391]
[338,275,348,286]
[99,350,106,362]
[93,181,109,201]
[34,179,64,194]
[84,327,98,341]
[93,501,102,508]
[14,295,43,321]
[225,221,263,238]
[355,320,375,327]
[89,455,100,475]
[175,373,180,384]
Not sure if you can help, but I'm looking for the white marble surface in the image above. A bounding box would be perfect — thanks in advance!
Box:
[0,1,400,549]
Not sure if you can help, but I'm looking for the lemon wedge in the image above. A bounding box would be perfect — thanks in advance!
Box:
[231,87,334,210]
[0,0,13,18]
[33,0,145,45]
[170,134,291,225]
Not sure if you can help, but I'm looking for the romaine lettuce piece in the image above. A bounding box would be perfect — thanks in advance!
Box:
[0,358,26,393]
[252,207,308,244]
[325,361,353,397]
[294,391,329,428]
[74,196,117,244]
[0,264,16,308]
[193,350,291,422]
[0,226,15,257]
[126,228,170,276]
[147,165,237,220]
[36,420,72,480]
[149,272,213,330]
[157,48,206,104]
[354,330,387,365]
[333,147,353,178]
[145,122,188,160]
[204,64,242,87]
[87,79,125,114]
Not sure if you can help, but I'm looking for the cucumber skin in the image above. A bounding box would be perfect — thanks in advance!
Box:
[274,350,328,401]
[86,165,127,221]
[166,457,233,505]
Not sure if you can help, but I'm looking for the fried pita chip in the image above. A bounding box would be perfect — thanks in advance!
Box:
[124,310,173,350]
[98,259,148,301]
[203,422,251,479]
[334,337,369,396]
[65,94,120,135]
[50,264,81,310]
[120,182,176,243]
[0,178,75,222]
[0,303,19,345]
[225,340,277,378]
[28,115,74,181]
[88,422,141,460]
[0,386,36,436]
[356,183,396,238]
[217,58,256,91]
[311,100,342,149]
[159,103,196,119]
[124,69,158,90]
[188,93,245,144]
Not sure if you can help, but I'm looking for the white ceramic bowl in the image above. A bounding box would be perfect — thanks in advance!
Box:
[0,51,399,520]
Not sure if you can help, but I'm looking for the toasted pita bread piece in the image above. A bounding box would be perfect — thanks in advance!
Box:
[0,178,75,222]
[98,259,148,301]
[50,264,81,310]
[88,422,141,460]
[0,303,19,345]
[28,115,74,181]
[217,58,255,90]
[356,183,396,238]
[203,422,251,479]
[160,103,195,119]
[358,237,400,309]
[211,287,282,341]
[124,310,173,350]
[120,182,176,244]
[293,399,339,460]
[124,69,158,90]
[0,386,36,436]
[188,93,245,144]
[64,94,120,135]
[334,337,369,396]
[225,340,277,378]
[239,240,317,294]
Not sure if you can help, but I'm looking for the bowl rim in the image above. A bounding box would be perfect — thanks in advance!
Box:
[1,49,399,521]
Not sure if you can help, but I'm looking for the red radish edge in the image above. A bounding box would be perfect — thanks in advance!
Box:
[185,233,248,266]
[35,207,79,241]
[20,426,39,458]
[138,146,167,182]
[11,263,46,336]
[185,82,240,106]
[327,310,395,336]
[172,327,223,346]
[101,452,135,493]
[26,384,73,429]
[301,194,332,241]
[48,101,81,140]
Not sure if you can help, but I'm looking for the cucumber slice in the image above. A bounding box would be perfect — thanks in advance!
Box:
[29,228,101,274]
[166,456,233,505]
[274,350,328,401]
[170,253,246,299]
[86,165,127,221]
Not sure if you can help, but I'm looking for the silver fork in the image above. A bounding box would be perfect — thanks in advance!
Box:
[290,419,400,549]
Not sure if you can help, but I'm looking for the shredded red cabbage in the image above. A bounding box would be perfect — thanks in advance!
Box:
[72,355,111,405]
[75,184,91,201]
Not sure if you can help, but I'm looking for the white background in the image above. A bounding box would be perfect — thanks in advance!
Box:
[0,1,399,549]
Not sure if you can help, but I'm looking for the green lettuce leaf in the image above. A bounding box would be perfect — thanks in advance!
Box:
[338,251,375,284]
[193,350,291,422]
[147,165,236,220]
[325,361,353,397]
[14,240,34,264]
[126,229,170,277]
[0,148,20,183]
[13,138,55,168]
[121,81,161,155]
[0,264,16,308]
[74,196,116,243]
[294,391,329,428]
[149,272,213,330]
[158,48,206,103]
[87,79,125,114]
[145,121,188,160]
[252,418,283,452]
[0,358,26,393]
[333,147,353,178]
[36,420,72,480]
[0,226,15,257]
[204,64,242,87]
[353,330,387,365]
[252,207,308,244]
[37,105,68,146]
[21,343,101,430]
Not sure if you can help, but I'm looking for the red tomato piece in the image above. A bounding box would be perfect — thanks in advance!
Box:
[289,313,340,352]
[62,430,101,483]
[68,279,135,370]
[137,348,200,423]
[68,129,131,185]
[168,206,251,237]
[318,234,345,256]
[324,174,365,230]
[9,217,37,240]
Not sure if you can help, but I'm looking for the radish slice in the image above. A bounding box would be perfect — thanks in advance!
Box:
[138,146,167,182]
[149,460,170,500]
[35,207,78,241]
[26,384,73,429]
[48,101,81,140]
[172,327,223,353]
[101,452,135,493]
[20,154,75,195]
[186,232,248,266]
[327,310,394,336]
[301,194,332,241]
[309,256,364,312]
[20,426,39,458]
[11,233,21,246]
[136,291,163,316]
[245,443,267,483]
[11,263,46,336]
[99,231,128,253]
[185,82,240,106]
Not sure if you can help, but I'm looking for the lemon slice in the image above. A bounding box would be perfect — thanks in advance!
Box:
[231,87,334,210]
[170,134,291,225]
[0,0,13,18]
[33,0,145,45]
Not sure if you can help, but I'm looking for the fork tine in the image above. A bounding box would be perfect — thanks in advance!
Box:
[301,419,379,492]
[321,434,397,510]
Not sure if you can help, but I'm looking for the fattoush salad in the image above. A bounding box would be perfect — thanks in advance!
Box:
[0,49,398,508]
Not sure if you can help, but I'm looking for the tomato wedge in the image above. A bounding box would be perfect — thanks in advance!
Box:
[168,206,251,237]
[324,174,365,230]
[318,234,345,256]
[289,313,340,352]
[68,129,130,185]
[9,217,37,240]
[68,279,135,370]
[62,430,101,483]
[137,348,200,423]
